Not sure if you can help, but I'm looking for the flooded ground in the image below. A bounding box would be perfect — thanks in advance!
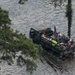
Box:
[0,0,75,75]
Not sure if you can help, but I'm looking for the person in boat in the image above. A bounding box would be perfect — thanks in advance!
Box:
[42,34,46,38]
[51,39,57,46]
[53,26,69,44]
[54,31,63,43]
[42,33,57,46]
[69,39,74,45]
[67,39,74,48]
[56,32,62,43]
[56,32,69,44]
[45,28,53,36]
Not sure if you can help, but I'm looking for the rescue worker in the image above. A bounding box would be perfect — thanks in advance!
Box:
[51,39,57,46]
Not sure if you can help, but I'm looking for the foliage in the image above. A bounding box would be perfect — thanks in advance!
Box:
[0,8,11,28]
[0,7,43,73]
[51,0,72,38]
[18,0,28,4]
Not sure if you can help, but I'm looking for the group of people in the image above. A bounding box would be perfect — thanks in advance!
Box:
[42,30,74,49]
[42,33,57,46]
[55,32,74,48]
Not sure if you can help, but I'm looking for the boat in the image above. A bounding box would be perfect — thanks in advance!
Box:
[29,27,75,61]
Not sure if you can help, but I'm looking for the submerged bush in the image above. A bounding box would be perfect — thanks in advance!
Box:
[0,7,42,73]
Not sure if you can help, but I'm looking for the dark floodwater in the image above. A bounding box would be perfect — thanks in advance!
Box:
[0,0,75,75]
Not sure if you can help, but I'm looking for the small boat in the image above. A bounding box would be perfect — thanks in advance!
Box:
[29,27,75,61]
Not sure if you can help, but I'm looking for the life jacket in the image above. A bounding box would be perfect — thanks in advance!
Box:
[51,40,57,46]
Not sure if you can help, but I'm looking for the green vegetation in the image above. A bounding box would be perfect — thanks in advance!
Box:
[66,0,72,38]
[0,7,42,73]
[52,0,72,38]
[19,0,28,4]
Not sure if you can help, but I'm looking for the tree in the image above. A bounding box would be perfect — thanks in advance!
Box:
[66,0,72,38]
[51,0,72,38]
[0,7,42,73]
[18,0,28,4]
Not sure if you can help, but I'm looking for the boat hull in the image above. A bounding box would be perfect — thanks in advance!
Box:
[29,28,75,61]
